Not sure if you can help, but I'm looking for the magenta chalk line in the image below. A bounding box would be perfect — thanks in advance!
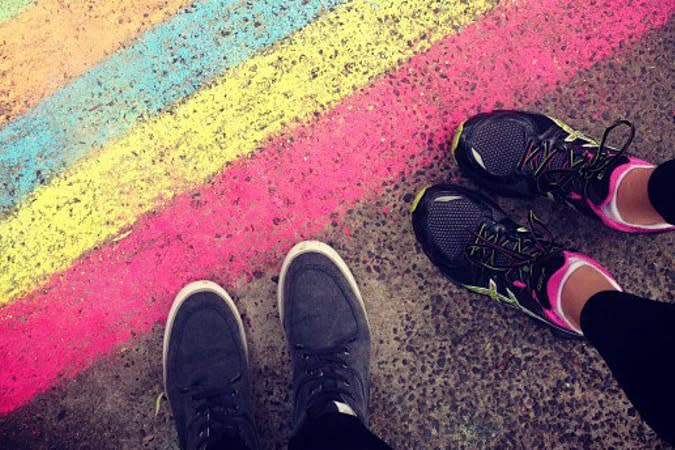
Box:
[0,0,671,414]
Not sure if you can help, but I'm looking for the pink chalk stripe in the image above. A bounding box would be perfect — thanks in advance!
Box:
[1,0,671,414]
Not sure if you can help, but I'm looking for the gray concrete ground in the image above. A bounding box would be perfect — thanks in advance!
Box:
[1,19,673,450]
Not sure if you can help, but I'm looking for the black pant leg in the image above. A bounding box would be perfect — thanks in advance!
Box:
[648,159,675,224]
[206,436,252,450]
[580,290,675,444]
[288,413,392,450]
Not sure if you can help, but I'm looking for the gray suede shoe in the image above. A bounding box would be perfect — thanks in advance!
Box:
[163,281,259,450]
[278,241,371,432]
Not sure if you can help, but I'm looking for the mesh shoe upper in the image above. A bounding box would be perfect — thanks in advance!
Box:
[427,196,495,261]
[468,117,529,176]
[412,184,581,337]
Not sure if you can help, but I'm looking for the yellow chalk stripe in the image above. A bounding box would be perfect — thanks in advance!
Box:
[0,0,494,304]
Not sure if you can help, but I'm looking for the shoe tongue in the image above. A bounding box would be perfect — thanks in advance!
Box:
[489,219,530,267]
[307,397,357,419]
[585,154,630,205]
[534,132,628,203]
[545,150,571,172]
[531,251,565,309]
[491,223,564,306]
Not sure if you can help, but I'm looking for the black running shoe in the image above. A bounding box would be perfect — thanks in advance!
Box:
[411,184,621,337]
[278,241,371,431]
[452,110,672,233]
[163,281,259,450]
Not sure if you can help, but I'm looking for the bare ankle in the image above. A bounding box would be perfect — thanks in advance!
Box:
[617,167,666,225]
[561,265,618,330]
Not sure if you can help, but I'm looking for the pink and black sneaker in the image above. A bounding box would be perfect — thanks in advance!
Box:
[452,110,674,233]
[411,184,622,337]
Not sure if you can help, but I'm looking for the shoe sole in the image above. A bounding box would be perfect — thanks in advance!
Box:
[410,185,431,217]
[162,280,248,400]
[277,240,370,331]
[450,119,465,163]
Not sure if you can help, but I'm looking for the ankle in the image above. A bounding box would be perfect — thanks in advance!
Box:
[617,167,666,225]
[561,265,619,330]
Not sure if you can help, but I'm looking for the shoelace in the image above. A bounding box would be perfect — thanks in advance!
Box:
[465,211,559,287]
[181,376,245,450]
[520,120,635,201]
[295,339,356,407]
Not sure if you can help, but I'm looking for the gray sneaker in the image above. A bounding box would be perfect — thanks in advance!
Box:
[278,241,371,431]
[163,281,259,450]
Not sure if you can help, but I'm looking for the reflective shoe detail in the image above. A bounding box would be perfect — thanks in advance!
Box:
[334,400,357,416]
[278,241,371,432]
[309,399,358,418]
[412,184,588,337]
[471,147,487,170]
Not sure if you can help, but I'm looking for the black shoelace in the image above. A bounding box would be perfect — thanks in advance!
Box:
[465,212,559,287]
[519,120,635,201]
[295,339,356,407]
[181,376,246,450]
